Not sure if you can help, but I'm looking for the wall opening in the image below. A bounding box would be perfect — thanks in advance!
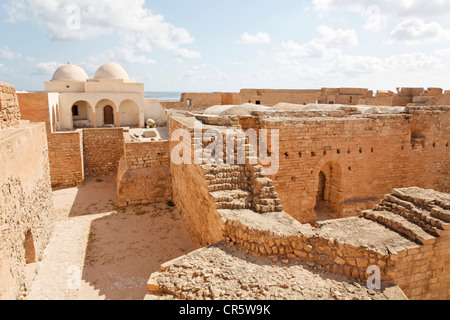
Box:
[315,162,342,222]
[104,106,114,126]
[72,100,94,129]
[24,230,37,285]
[119,100,140,128]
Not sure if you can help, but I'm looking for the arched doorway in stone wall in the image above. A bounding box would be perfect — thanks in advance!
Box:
[119,100,139,127]
[71,100,94,129]
[104,106,114,125]
[95,99,117,127]
[315,162,342,221]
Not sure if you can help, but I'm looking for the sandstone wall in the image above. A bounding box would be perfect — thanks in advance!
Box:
[48,132,84,188]
[16,93,51,134]
[169,117,225,248]
[117,141,172,207]
[0,82,21,130]
[82,128,125,177]
[0,123,54,299]
[244,109,450,225]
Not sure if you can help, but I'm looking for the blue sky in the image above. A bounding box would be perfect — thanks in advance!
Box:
[1,0,450,92]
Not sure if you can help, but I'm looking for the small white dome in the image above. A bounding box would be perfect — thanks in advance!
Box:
[52,63,88,82]
[94,62,129,80]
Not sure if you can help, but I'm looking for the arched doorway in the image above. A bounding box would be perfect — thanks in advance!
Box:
[71,100,93,129]
[315,162,342,221]
[119,100,139,127]
[104,106,114,125]
[95,99,117,127]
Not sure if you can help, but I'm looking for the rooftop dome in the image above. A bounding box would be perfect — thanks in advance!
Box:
[94,62,129,80]
[52,62,88,82]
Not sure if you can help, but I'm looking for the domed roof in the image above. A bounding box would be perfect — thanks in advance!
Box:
[52,62,88,82]
[94,62,129,80]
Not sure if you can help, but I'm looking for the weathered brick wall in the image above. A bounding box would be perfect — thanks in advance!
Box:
[125,141,170,169]
[48,132,84,188]
[117,141,172,207]
[16,93,51,134]
[82,128,125,177]
[251,109,449,224]
[0,122,54,299]
[0,82,21,130]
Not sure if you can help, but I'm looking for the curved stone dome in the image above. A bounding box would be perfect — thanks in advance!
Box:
[94,62,129,80]
[52,63,88,82]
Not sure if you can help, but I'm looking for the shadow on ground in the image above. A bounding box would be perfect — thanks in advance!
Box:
[81,203,195,300]
[68,176,118,218]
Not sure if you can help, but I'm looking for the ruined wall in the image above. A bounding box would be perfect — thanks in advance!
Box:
[0,122,54,299]
[0,82,21,130]
[17,93,51,134]
[48,132,84,188]
[251,109,449,225]
[82,128,125,177]
[117,141,172,207]
[239,89,322,106]
[169,117,225,248]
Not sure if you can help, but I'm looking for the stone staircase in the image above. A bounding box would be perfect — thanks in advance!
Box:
[362,188,450,245]
[201,132,283,214]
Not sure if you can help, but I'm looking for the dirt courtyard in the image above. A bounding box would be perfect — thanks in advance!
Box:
[27,176,195,300]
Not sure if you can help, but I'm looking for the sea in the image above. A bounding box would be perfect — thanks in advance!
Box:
[145,92,182,102]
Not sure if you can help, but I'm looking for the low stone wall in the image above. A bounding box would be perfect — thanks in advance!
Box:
[117,141,172,207]
[0,123,54,299]
[0,82,20,130]
[83,128,125,177]
[48,131,84,188]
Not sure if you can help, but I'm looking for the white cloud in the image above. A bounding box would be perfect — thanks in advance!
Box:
[1,47,22,59]
[317,25,358,46]
[277,40,341,61]
[174,48,202,62]
[313,0,450,18]
[33,61,62,75]
[239,32,271,44]
[389,19,450,45]
[2,0,200,62]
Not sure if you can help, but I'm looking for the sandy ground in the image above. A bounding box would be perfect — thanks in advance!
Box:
[27,176,195,300]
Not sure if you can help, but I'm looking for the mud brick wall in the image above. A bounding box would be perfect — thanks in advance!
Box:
[0,82,21,130]
[48,132,84,188]
[117,141,172,207]
[125,141,170,169]
[0,122,54,299]
[251,109,450,225]
[392,233,450,300]
[16,92,51,135]
[82,128,125,177]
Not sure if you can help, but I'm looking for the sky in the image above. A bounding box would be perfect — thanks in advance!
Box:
[1,0,450,92]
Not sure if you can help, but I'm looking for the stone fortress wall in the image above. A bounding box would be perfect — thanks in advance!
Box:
[0,83,54,299]
[162,87,450,110]
[156,110,450,300]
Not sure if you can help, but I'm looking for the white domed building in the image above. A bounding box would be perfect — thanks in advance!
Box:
[44,62,165,130]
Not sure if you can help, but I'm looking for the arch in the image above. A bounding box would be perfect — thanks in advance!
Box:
[119,100,139,127]
[95,99,117,127]
[71,100,94,129]
[315,161,342,221]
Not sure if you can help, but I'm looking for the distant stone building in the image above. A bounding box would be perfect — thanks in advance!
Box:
[43,62,168,131]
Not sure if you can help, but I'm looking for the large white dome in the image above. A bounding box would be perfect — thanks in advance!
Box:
[52,63,88,82]
[94,62,129,80]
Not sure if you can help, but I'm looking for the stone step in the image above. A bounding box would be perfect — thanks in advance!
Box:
[207,183,250,192]
[206,177,249,186]
[210,190,252,202]
[363,210,436,245]
[431,206,450,224]
[377,201,445,236]
[215,201,250,210]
